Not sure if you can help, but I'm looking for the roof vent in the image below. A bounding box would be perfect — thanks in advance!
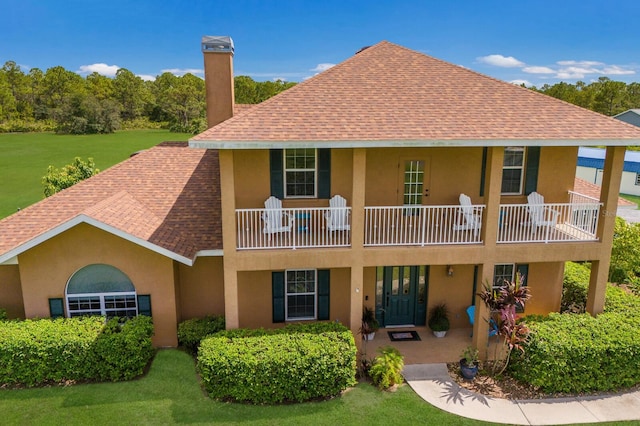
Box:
[201,36,234,54]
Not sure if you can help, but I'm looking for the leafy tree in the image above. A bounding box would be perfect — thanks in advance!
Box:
[113,68,152,120]
[609,217,640,283]
[592,77,628,116]
[42,157,99,197]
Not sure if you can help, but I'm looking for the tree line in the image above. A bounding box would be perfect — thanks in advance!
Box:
[533,77,640,117]
[0,61,295,134]
[1,59,638,135]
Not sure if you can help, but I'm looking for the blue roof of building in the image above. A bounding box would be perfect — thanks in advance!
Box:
[578,147,640,173]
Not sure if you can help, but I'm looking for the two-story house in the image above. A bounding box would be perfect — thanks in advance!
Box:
[2,37,640,351]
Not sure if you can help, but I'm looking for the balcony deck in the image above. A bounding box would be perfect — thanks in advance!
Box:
[235,192,601,250]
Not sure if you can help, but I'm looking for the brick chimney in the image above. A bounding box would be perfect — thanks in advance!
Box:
[201,36,235,128]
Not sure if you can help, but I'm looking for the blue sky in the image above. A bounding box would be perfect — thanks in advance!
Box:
[2,0,639,87]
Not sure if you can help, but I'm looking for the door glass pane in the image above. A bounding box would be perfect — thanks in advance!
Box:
[392,267,399,295]
[403,267,411,295]
[376,267,383,307]
[403,160,424,206]
[418,265,426,304]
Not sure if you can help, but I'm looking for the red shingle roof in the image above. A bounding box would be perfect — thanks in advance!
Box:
[0,142,221,263]
[192,41,640,144]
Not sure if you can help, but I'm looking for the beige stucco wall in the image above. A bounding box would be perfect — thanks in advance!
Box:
[17,223,179,347]
[428,265,476,329]
[523,262,564,315]
[232,149,354,209]
[237,268,353,329]
[0,264,25,319]
[178,256,225,321]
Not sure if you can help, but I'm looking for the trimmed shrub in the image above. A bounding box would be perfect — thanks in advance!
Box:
[88,316,155,381]
[0,317,104,386]
[198,323,357,404]
[0,316,154,387]
[177,315,225,355]
[0,308,7,320]
[510,312,640,393]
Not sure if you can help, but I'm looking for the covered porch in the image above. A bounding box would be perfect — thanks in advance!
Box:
[362,326,505,365]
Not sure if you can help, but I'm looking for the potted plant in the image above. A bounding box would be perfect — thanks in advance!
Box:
[459,345,479,380]
[428,303,450,337]
[360,306,379,341]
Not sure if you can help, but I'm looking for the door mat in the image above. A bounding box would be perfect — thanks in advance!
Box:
[388,330,421,341]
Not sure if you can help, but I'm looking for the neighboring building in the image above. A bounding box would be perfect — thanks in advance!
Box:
[614,109,640,128]
[2,38,640,350]
[577,147,640,196]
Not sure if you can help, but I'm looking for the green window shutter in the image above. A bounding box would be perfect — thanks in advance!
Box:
[524,147,540,195]
[515,264,529,313]
[317,149,331,199]
[137,294,152,317]
[317,269,330,320]
[270,149,284,199]
[272,271,285,323]
[479,147,487,197]
[49,298,64,319]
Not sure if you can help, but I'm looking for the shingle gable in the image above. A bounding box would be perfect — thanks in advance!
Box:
[0,142,222,262]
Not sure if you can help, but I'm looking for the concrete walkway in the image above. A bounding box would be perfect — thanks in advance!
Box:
[403,364,640,425]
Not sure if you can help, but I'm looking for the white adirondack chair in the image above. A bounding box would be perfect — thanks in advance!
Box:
[262,196,293,238]
[527,192,559,234]
[452,193,482,236]
[325,195,350,231]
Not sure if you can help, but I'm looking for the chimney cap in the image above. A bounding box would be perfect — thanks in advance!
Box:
[202,36,234,54]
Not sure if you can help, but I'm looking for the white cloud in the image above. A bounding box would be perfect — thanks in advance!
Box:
[161,68,203,76]
[77,63,120,77]
[602,65,635,76]
[510,79,533,87]
[522,66,555,74]
[557,60,603,67]
[477,54,524,68]
[311,63,336,72]
[137,74,156,81]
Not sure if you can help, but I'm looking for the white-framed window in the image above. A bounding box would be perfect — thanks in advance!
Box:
[501,147,525,195]
[284,148,316,198]
[285,269,317,320]
[66,264,138,318]
[635,173,640,186]
[493,264,515,289]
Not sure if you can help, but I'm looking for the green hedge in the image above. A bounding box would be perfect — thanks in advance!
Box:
[198,323,357,404]
[0,309,7,320]
[510,312,640,393]
[0,316,154,387]
[177,315,225,355]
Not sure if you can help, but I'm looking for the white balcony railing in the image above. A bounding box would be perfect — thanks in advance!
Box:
[236,207,351,250]
[497,195,601,243]
[235,193,602,249]
[364,205,484,246]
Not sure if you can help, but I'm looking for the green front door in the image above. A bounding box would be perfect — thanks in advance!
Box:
[380,266,427,326]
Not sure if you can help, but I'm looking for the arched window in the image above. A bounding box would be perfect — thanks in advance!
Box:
[66,264,138,318]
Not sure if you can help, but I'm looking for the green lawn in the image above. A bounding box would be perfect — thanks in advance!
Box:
[620,193,640,209]
[0,130,191,219]
[0,349,484,426]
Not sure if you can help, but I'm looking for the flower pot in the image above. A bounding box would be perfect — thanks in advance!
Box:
[433,330,447,338]
[364,332,376,341]
[459,359,479,380]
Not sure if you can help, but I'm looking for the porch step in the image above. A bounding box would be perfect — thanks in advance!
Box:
[402,363,449,381]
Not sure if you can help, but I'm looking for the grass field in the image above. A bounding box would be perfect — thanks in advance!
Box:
[0,349,485,426]
[0,130,191,219]
[620,193,640,209]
